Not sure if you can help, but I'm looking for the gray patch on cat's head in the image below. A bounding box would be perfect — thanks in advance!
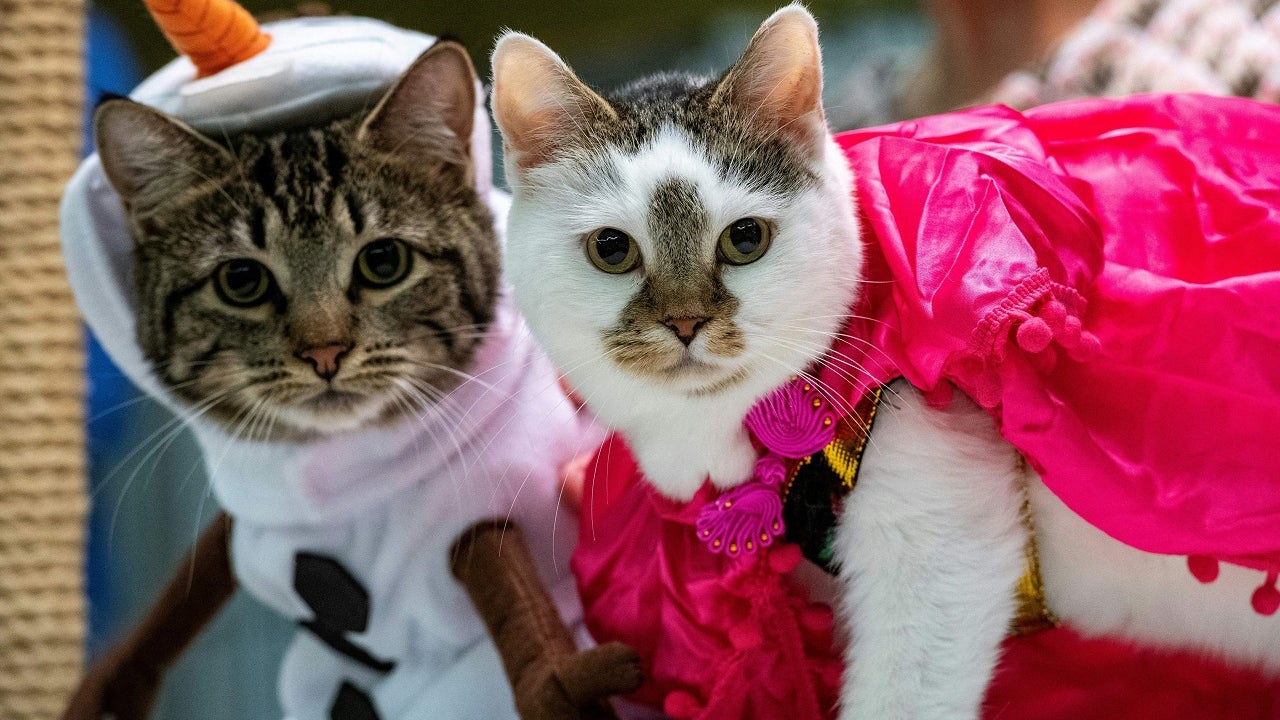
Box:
[95,42,499,440]
[493,8,826,198]
[605,176,745,378]
[601,74,818,198]
[646,177,710,272]
[502,69,818,201]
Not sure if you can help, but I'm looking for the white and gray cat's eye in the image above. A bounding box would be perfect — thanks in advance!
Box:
[355,238,413,289]
[584,218,771,275]
[586,227,641,274]
[717,217,771,266]
[214,259,275,308]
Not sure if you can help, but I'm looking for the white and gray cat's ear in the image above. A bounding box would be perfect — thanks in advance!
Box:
[358,40,477,169]
[95,99,235,211]
[490,32,615,171]
[712,4,827,157]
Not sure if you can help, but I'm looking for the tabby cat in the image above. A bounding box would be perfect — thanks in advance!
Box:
[78,40,635,720]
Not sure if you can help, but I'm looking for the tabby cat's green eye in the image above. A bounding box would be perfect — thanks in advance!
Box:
[718,217,772,266]
[356,238,413,288]
[215,259,273,307]
[587,228,640,274]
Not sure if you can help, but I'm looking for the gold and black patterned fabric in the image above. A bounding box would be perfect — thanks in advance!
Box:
[780,383,1057,634]
[781,386,883,573]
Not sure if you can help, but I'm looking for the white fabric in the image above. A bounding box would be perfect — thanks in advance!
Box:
[61,17,593,719]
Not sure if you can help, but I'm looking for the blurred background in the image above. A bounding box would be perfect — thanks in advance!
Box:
[83,2,928,718]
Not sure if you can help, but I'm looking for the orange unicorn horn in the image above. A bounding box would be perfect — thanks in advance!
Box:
[145,0,271,78]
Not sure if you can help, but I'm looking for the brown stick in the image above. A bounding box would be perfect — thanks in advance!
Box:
[451,520,642,720]
[62,512,237,720]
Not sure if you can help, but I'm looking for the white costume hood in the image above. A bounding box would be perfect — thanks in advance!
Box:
[59,17,518,526]
[59,17,595,719]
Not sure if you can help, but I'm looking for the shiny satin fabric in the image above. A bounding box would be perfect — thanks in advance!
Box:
[835,94,1280,570]
[573,94,1280,719]
[574,435,843,720]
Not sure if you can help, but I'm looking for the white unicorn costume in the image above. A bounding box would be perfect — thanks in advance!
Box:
[60,15,594,720]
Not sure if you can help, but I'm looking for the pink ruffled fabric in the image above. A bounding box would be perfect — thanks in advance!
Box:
[833,94,1280,580]
[575,435,843,720]
[573,94,1280,719]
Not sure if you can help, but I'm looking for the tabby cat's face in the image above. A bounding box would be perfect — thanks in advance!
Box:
[96,43,498,440]
[493,7,861,407]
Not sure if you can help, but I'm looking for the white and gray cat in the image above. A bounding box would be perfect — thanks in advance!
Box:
[491,5,1280,719]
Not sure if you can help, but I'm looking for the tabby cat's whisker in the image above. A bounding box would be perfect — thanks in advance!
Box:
[102,385,249,546]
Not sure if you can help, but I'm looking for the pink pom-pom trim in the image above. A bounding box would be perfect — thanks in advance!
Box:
[1015,317,1054,353]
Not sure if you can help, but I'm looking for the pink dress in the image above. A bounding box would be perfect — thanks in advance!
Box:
[573,94,1280,720]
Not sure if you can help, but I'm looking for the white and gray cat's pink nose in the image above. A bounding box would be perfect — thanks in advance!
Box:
[296,343,352,380]
[664,317,708,346]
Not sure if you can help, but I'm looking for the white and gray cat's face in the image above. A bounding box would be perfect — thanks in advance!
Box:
[493,6,863,498]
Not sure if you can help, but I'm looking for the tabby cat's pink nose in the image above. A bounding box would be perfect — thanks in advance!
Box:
[297,343,351,380]
[664,317,708,346]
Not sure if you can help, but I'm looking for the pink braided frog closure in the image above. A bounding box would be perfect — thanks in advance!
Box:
[696,378,839,557]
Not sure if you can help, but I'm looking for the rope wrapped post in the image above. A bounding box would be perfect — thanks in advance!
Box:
[0,0,88,717]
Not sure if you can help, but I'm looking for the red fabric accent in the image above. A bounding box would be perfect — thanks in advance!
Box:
[988,628,1280,719]
[575,437,842,720]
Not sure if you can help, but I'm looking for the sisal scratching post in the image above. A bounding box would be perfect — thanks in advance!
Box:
[0,0,88,717]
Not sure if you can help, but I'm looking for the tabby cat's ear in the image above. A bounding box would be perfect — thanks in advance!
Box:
[95,99,234,211]
[359,41,477,169]
[712,4,826,157]
[490,32,615,171]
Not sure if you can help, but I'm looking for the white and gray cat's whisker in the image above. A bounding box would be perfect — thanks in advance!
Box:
[390,379,475,511]
[203,393,274,486]
[787,311,896,328]
[752,345,866,423]
[94,382,249,498]
[762,334,910,412]
[763,326,898,379]
[85,370,240,423]
[497,349,622,574]
[383,380,447,465]
[458,348,619,502]
[759,318,902,375]
[397,373,475,442]
[398,358,513,399]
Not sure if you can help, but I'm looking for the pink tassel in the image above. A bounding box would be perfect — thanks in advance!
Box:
[1187,555,1220,583]
[1253,571,1280,616]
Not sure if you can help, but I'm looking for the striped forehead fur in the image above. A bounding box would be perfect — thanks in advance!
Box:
[126,113,499,440]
